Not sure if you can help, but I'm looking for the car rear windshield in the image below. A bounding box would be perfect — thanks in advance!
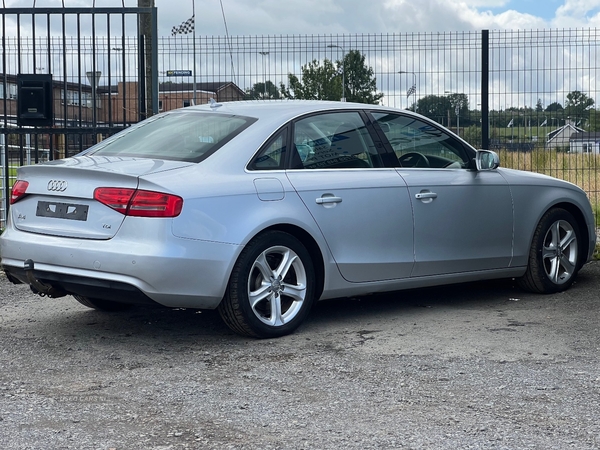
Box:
[85,111,257,163]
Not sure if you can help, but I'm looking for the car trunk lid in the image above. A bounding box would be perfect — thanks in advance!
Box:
[10,156,192,239]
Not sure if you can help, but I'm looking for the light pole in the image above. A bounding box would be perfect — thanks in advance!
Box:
[327,44,346,102]
[258,51,269,98]
[398,71,416,111]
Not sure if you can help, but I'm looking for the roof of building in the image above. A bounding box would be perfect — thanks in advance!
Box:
[546,122,585,143]
[570,132,600,141]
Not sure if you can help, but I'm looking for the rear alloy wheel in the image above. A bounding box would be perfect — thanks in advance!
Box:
[73,295,132,312]
[218,231,316,338]
[518,208,581,293]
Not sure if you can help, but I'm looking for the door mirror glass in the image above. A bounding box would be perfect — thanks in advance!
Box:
[476,150,500,171]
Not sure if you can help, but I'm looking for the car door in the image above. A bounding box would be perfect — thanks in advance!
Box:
[285,111,415,283]
[370,111,514,277]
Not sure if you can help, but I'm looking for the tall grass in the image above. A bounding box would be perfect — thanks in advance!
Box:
[498,148,600,222]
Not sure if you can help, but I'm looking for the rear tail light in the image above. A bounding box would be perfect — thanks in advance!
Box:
[10,180,29,204]
[94,187,183,218]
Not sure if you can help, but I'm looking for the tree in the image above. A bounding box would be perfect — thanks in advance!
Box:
[281,50,383,104]
[565,90,594,110]
[245,80,281,100]
[280,58,340,101]
[565,90,594,124]
[587,109,600,131]
[415,94,452,124]
[417,93,471,126]
[545,102,564,112]
[341,50,384,104]
[535,98,544,112]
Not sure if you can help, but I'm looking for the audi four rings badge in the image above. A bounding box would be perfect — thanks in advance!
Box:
[47,180,68,192]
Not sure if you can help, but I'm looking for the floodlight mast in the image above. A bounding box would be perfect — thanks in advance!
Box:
[398,70,417,112]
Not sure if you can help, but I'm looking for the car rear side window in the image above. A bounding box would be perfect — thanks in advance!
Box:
[86,111,256,163]
[249,129,288,170]
[291,112,383,169]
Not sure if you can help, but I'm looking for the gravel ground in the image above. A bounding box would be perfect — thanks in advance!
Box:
[1,262,600,449]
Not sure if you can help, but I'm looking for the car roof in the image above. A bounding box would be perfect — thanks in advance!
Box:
[184,99,399,123]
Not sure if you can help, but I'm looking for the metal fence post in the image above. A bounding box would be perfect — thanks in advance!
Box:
[481,29,489,150]
[1,132,5,229]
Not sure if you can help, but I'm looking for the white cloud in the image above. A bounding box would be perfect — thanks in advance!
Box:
[4,0,600,35]
[177,0,555,38]
[555,0,600,17]
[552,0,600,27]
[378,0,548,32]
[468,10,547,30]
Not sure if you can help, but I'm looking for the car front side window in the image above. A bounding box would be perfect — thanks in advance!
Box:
[371,112,470,169]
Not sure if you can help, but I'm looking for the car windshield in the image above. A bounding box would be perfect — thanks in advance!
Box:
[86,111,256,162]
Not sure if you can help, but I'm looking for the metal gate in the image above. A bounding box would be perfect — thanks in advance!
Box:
[0,6,158,229]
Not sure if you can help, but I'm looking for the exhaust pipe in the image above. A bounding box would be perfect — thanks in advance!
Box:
[23,259,67,298]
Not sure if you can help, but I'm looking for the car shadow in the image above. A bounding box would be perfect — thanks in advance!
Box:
[35,277,519,339]
[13,261,598,348]
[306,276,524,324]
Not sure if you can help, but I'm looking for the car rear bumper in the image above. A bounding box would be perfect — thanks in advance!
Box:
[3,265,159,306]
[0,224,241,309]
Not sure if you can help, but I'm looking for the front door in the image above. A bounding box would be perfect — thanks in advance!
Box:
[370,111,514,278]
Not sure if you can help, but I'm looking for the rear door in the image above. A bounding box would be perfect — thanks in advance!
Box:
[285,111,415,282]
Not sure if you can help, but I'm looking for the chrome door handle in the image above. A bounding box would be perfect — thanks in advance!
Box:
[316,196,343,204]
[415,192,437,199]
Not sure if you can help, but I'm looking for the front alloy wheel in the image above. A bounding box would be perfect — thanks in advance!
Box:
[541,219,578,285]
[519,208,581,293]
[219,231,316,338]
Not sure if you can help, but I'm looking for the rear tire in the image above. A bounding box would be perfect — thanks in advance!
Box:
[518,208,581,294]
[218,231,316,338]
[73,295,132,312]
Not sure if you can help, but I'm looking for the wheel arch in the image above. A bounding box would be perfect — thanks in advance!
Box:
[551,201,592,267]
[252,223,326,301]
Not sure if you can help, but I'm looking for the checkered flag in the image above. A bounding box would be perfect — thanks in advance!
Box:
[172,15,195,36]
[406,84,416,98]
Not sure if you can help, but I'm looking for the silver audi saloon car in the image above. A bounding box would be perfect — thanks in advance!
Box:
[1,100,596,338]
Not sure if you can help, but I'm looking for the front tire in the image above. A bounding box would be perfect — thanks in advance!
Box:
[218,231,316,338]
[518,208,581,294]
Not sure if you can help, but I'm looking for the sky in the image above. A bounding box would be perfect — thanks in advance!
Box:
[162,0,599,37]
[4,0,600,36]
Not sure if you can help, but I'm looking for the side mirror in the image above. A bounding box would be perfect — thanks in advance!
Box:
[475,150,500,171]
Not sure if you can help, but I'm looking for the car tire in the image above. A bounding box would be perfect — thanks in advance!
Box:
[518,208,581,294]
[73,295,132,312]
[218,230,316,338]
